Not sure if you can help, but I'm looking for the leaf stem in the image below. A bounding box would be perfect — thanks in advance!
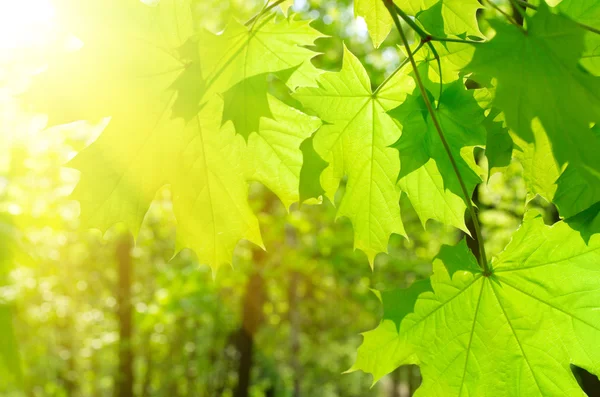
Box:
[245,0,287,27]
[424,41,443,108]
[372,41,424,96]
[393,3,485,45]
[512,0,600,36]
[431,37,484,45]
[392,4,428,39]
[481,0,524,30]
[394,3,486,46]
[382,0,490,274]
[508,0,527,20]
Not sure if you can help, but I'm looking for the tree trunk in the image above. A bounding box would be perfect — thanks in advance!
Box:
[115,233,134,397]
[407,365,420,396]
[233,258,266,397]
[185,318,199,396]
[286,216,302,397]
[141,332,153,397]
[289,272,301,397]
[389,367,401,397]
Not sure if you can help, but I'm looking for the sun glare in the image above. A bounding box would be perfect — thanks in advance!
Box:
[0,0,56,50]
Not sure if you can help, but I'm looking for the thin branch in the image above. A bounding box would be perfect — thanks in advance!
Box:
[513,0,600,36]
[244,0,287,27]
[382,0,491,274]
[373,41,424,95]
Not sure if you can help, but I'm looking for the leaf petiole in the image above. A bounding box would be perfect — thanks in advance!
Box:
[372,41,424,96]
[481,0,525,31]
[245,0,287,27]
[382,0,491,274]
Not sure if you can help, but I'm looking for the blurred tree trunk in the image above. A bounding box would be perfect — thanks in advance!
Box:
[287,223,302,397]
[186,318,199,396]
[233,250,267,397]
[389,367,401,397]
[58,316,77,396]
[289,271,302,397]
[141,332,153,397]
[115,233,134,397]
[407,365,420,396]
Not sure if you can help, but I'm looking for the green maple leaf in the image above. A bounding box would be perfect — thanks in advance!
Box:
[245,95,322,209]
[396,0,482,38]
[222,74,273,140]
[197,15,322,105]
[467,4,600,218]
[294,46,416,264]
[172,98,263,270]
[484,109,512,176]
[355,0,481,49]
[354,0,393,48]
[566,201,600,243]
[221,64,322,140]
[412,41,475,97]
[388,81,485,233]
[473,85,514,177]
[352,211,600,395]
[556,0,600,25]
[299,134,329,203]
[24,1,322,270]
[26,0,196,235]
[554,0,600,75]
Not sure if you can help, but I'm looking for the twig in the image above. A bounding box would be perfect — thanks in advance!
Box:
[382,0,491,274]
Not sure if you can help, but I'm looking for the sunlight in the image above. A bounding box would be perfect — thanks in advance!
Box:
[0,0,56,50]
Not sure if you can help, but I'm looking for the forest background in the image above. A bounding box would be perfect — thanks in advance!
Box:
[1,0,598,396]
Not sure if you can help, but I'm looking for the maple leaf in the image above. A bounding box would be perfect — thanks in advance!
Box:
[299,134,329,203]
[352,211,600,396]
[222,74,273,140]
[294,46,415,264]
[22,0,322,271]
[412,41,475,98]
[245,95,322,209]
[388,81,485,233]
[172,98,263,271]
[396,0,482,38]
[196,15,322,106]
[467,4,600,218]
[355,0,482,49]
[554,0,600,75]
[26,0,196,234]
[354,0,393,48]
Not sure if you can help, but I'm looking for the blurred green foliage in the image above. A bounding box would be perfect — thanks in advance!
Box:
[0,0,553,396]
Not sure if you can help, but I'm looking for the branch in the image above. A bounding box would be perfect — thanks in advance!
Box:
[382,0,491,274]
